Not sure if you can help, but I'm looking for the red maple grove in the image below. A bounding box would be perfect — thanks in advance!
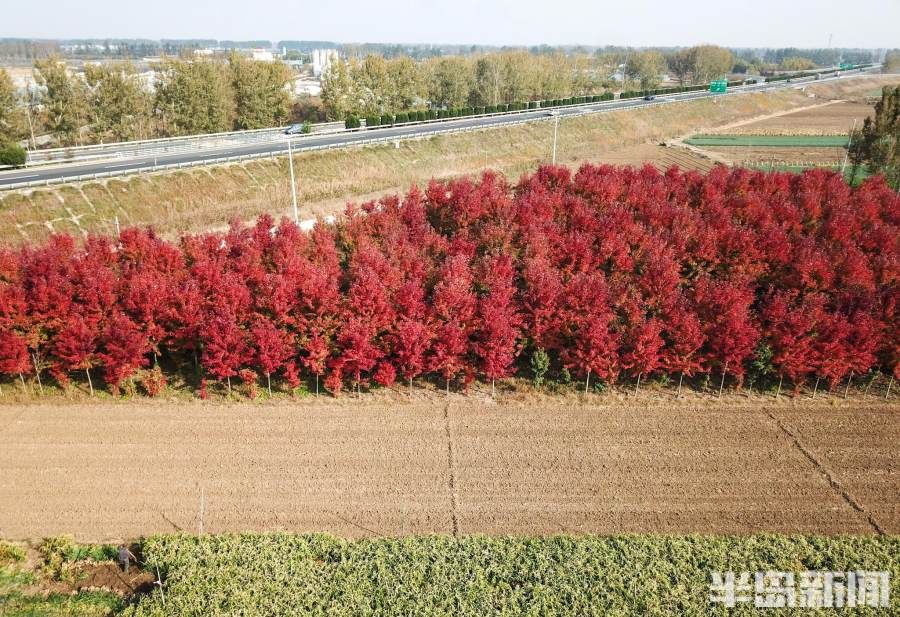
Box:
[0,164,897,396]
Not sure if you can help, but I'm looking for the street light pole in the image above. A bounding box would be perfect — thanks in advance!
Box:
[551,115,559,164]
[840,118,857,178]
[287,136,299,223]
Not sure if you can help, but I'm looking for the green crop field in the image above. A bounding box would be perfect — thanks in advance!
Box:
[120,533,900,617]
[685,135,850,147]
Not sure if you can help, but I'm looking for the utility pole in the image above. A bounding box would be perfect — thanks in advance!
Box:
[22,83,37,160]
[287,137,299,223]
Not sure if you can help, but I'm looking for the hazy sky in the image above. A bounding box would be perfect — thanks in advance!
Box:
[2,0,898,48]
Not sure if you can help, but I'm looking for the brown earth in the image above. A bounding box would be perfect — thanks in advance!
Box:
[0,397,896,542]
[38,560,155,597]
[580,143,717,172]
[710,101,876,136]
[702,145,848,167]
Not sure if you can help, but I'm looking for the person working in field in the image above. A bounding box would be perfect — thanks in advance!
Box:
[118,544,137,573]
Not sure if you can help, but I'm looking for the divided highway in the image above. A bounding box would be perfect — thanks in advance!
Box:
[0,68,880,190]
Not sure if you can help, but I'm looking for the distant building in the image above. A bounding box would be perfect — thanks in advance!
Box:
[292,77,322,97]
[250,49,275,62]
[312,49,339,78]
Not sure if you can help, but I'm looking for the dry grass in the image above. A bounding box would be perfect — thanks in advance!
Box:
[1,76,897,245]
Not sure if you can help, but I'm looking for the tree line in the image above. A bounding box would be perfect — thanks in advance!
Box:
[0,164,896,398]
[321,46,738,119]
[0,54,293,148]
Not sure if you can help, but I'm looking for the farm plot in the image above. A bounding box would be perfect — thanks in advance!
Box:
[684,135,850,147]
[705,145,848,167]
[0,398,896,541]
[582,143,716,172]
[710,101,875,136]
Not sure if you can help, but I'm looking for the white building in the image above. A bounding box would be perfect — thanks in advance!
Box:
[250,49,275,62]
[312,49,339,78]
[292,77,322,97]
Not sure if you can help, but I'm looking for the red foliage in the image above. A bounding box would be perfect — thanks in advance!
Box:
[1,164,897,396]
[475,254,522,382]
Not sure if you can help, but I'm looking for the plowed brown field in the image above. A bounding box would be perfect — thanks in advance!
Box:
[0,398,896,541]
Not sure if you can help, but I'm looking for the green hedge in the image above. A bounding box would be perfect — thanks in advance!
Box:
[0,143,26,167]
[340,92,622,127]
[123,533,900,617]
[344,114,361,129]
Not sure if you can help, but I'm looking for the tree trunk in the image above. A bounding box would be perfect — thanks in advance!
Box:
[844,372,852,399]
[776,374,783,399]
[32,353,43,395]
[677,372,683,398]
[584,369,591,394]
[85,368,93,396]
[492,379,495,398]
[226,375,231,395]
[887,376,894,399]
[812,376,819,399]
[315,373,319,397]
[267,372,272,397]
[19,372,26,392]
[446,378,450,395]
[718,361,728,398]
[409,375,413,394]
[634,373,641,395]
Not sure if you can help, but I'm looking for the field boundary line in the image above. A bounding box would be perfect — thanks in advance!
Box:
[444,403,460,537]
[765,410,885,535]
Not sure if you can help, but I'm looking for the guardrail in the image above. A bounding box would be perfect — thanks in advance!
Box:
[0,67,881,192]
[24,121,349,166]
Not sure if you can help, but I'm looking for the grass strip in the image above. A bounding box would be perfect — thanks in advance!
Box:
[686,135,850,147]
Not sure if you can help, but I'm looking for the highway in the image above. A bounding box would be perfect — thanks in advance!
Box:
[0,68,880,190]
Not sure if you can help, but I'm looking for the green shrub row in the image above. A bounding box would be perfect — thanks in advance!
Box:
[619,83,708,99]
[358,94,616,128]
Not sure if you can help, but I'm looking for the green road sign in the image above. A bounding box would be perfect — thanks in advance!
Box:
[709,79,727,93]
[839,62,855,70]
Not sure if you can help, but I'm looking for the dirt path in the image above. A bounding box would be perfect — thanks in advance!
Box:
[693,99,846,135]
[668,100,847,165]
[0,399,896,541]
